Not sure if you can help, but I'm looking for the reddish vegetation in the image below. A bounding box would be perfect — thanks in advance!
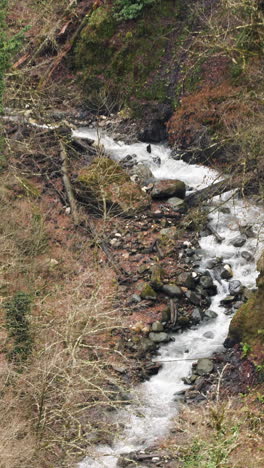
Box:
[167,82,242,148]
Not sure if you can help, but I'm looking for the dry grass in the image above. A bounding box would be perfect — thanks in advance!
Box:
[165,394,264,467]
[0,161,130,466]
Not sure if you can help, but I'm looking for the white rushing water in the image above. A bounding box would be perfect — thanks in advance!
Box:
[74,128,264,468]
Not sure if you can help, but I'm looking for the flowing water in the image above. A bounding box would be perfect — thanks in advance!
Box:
[73,128,264,468]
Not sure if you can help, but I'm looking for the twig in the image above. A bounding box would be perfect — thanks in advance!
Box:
[59,140,79,225]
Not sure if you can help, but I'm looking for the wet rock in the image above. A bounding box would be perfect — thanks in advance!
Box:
[199,273,217,295]
[240,224,255,238]
[203,331,214,339]
[138,119,167,143]
[167,197,186,211]
[162,284,182,298]
[203,309,218,321]
[185,390,206,401]
[146,144,151,153]
[151,321,164,332]
[145,362,162,376]
[229,280,243,296]
[151,180,186,200]
[233,300,244,310]
[220,295,236,305]
[194,286,212,306]
[231,235,247,247]
[140,284,157,300]
[192,308,202,323]
[196,358,214,375]
[152,156,161,165]
[177,272,196,290]
[220,264,233,280]
[149,332,170,343]
[241,250,254,262]
[206,257,222,269]
[199,273,214,289]
[120,154,138,169]
[219,207,231,214]
[183,374,198,385]
[186,291,202,306]
[129,163,153,185]
[185,248,195,257]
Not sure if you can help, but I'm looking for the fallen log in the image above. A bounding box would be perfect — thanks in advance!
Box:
[59,140,79,225]
[207,225,224,243]
[185,178,240,207]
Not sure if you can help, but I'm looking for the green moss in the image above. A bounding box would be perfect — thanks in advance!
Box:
[78,157,129,194]
[74,0,188,107]
[140,283,157,299]
[150,264,164,291]
[229,253,264,349]
[78,156,150,216]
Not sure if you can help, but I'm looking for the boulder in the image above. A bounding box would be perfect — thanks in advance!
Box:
[231,235,247,247]
[220,295,235,305]
[241,250,254,262]
[151,321,164,332]
[162,284,182,298]
[138,119,167,143]
[196,358,214,375]
[199,273,214,289]
[220,264,233,280]
[149,332,170,343]
[203,309,218,321]
[203,331,214,339]
[229,280,243,296]
[151,180,186,200]
[199,273,217,295]
[191,308,202,324]
[167,197,186,211]
[129,163,153,185]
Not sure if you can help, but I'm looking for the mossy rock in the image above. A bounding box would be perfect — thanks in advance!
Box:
[151,180,186,200]
[77,157,150,215]
[150,263,164,291]
[228,251,264,350]
[140,283,157,300]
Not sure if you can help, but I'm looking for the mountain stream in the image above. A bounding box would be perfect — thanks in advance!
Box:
[73,128,264,468]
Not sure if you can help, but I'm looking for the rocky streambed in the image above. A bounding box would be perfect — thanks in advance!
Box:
[74,127,264,468]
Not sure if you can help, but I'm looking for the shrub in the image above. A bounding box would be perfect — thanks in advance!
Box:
[3,292,32,362]
[114,0,157,21]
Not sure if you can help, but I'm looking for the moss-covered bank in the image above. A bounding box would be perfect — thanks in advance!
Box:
[73,0,192,112]
[228,252,264,363]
